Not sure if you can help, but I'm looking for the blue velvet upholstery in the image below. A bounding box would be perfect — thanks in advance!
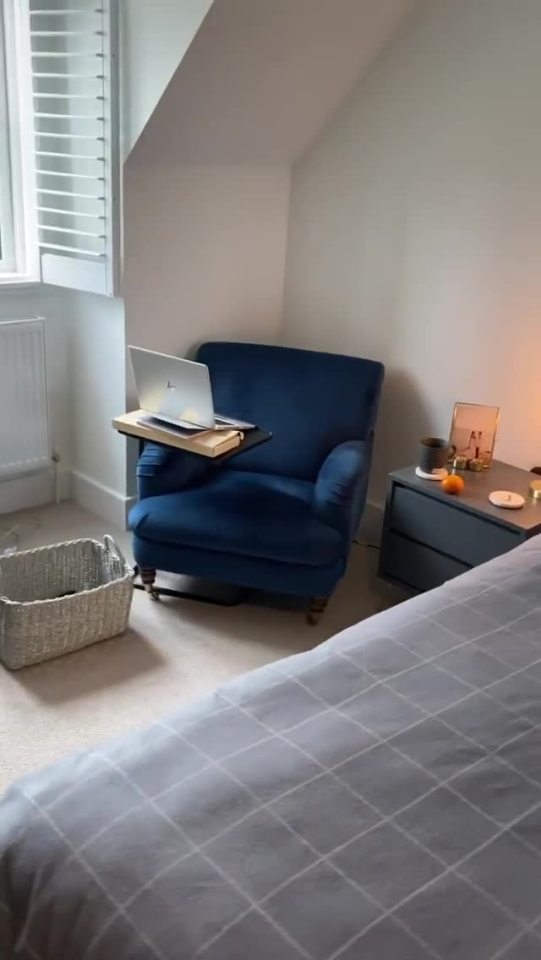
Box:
[131,471,342,566]
[196,342,382,480]
[130,342,384,600]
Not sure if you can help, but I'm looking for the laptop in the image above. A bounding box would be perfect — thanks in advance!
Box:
[129,345,252,431]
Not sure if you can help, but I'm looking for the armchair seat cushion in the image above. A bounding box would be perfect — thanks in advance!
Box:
[129,469,343,567]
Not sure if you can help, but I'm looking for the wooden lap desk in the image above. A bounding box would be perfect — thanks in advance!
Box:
[113,410,271,460]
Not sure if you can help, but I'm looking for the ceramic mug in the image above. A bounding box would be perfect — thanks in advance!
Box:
[418,437,450,474]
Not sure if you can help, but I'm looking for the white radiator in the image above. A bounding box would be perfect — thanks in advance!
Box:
[0,320,50,479]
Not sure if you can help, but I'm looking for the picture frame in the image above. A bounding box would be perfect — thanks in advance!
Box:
[448,402,500,468]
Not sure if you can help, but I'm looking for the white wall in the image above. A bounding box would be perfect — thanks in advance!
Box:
[63,291,128,525]
[124,163,291,369]
[283,0,541,503]
[120,0,213,157]
[121,0,416,366]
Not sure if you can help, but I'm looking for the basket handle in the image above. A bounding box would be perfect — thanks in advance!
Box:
[103,535,128,568]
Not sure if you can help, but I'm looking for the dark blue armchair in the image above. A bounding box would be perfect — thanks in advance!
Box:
[129,342,384,621]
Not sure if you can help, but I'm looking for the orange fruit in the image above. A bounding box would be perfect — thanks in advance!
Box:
[441,474,465,495]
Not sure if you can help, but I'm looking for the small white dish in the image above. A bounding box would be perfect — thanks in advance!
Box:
[415,467,449,481]
[488,490,525,510]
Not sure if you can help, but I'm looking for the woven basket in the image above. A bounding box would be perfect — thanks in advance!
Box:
[0,536,134,670]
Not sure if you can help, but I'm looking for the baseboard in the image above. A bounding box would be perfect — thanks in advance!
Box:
[358,500,385,546]
[70,470,131,530]
[58,467,72,502]
[0,466,72,515]
[0,471,51,515]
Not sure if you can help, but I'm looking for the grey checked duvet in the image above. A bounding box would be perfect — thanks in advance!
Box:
[3,537,541,959]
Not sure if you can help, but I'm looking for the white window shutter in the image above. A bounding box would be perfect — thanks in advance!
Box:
[29,0,119,296]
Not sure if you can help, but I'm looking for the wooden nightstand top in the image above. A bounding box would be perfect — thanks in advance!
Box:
[389,460,541,535]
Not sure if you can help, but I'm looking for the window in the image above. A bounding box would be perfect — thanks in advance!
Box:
[0,0,119,295]
[0,9,15,272]
[0,7,15,273]
[0,0,37,282]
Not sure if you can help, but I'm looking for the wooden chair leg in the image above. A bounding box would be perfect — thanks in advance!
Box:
[307,596,329,625]
[140,567,160,600]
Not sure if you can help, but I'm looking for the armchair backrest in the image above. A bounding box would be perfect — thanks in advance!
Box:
[196,342,384,481]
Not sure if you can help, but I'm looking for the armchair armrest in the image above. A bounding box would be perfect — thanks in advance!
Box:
[313,438,372,538]
[137,443,212,500]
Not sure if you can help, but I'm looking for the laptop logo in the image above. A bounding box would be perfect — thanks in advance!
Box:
[166,380,176,391]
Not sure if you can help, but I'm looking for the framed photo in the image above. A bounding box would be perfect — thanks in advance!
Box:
[448,402,500,467]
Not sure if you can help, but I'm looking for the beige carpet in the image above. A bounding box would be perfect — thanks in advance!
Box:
[0,502,400,794]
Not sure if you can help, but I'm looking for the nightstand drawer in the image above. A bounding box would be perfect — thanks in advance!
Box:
[391,485,521,566]
[384,532,470,592]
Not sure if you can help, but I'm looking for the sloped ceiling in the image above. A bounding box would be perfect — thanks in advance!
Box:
[131,0,418,165]
[121,0,213,157]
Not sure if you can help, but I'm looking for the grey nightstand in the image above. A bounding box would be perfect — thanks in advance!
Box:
[379,460,541,593]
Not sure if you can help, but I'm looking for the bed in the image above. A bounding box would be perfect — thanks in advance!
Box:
[2,537,541,959]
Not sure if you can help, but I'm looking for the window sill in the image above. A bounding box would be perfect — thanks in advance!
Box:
[0,275,41,290]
